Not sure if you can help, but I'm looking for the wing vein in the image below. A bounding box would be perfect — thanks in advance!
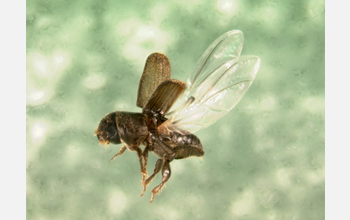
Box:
[191,38,225,87]
[197,61,235,101]
[201,79,252,104]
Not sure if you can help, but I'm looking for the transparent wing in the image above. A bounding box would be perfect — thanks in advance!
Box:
[163,30,261,134]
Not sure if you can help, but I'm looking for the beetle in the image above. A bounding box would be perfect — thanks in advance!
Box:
[95,30,260,203]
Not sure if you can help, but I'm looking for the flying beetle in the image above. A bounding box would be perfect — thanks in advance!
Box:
[95,30,260,203]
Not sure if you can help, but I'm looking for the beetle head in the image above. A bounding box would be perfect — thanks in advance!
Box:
[95,112,121,146]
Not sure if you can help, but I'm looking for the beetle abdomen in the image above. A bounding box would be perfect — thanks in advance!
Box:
[164,131,204,159]
[170,132,200,146]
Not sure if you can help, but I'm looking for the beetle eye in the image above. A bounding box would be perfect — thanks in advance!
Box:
[107,124,121,144]
[106,125,116,138]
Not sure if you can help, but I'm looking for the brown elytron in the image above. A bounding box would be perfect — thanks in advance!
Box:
[95,30,261,203]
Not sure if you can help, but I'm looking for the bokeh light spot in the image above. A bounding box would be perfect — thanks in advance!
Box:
[28,90,45,102]
[260,95,277,111]
[32,53,49,76]
[231,190,256,217]
[217,0,237,14]
[116,18,173,63]
[108,190,127,215]
[83,74,106,90]
[30,121,49,146]
[301,96,324,114]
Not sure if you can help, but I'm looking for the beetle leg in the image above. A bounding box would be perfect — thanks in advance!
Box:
[149,160,171,203]
[140,159,163,197]
[110,145,127,161]
[128,146,147,183]
[142,145,150,182]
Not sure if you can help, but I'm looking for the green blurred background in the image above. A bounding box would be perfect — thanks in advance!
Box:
[26,0,324,219]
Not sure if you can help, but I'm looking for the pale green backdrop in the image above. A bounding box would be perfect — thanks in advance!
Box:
[26,0,325,219]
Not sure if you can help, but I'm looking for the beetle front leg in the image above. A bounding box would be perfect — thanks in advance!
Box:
[110,145,127,161]
[149,160,171,203]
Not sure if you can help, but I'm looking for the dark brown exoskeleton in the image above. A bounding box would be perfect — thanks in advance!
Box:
[95,30,261,203]
[95,53,204,203]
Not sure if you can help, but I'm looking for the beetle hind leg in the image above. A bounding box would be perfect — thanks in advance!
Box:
[149,160,171,203]
[140,159,163,197]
